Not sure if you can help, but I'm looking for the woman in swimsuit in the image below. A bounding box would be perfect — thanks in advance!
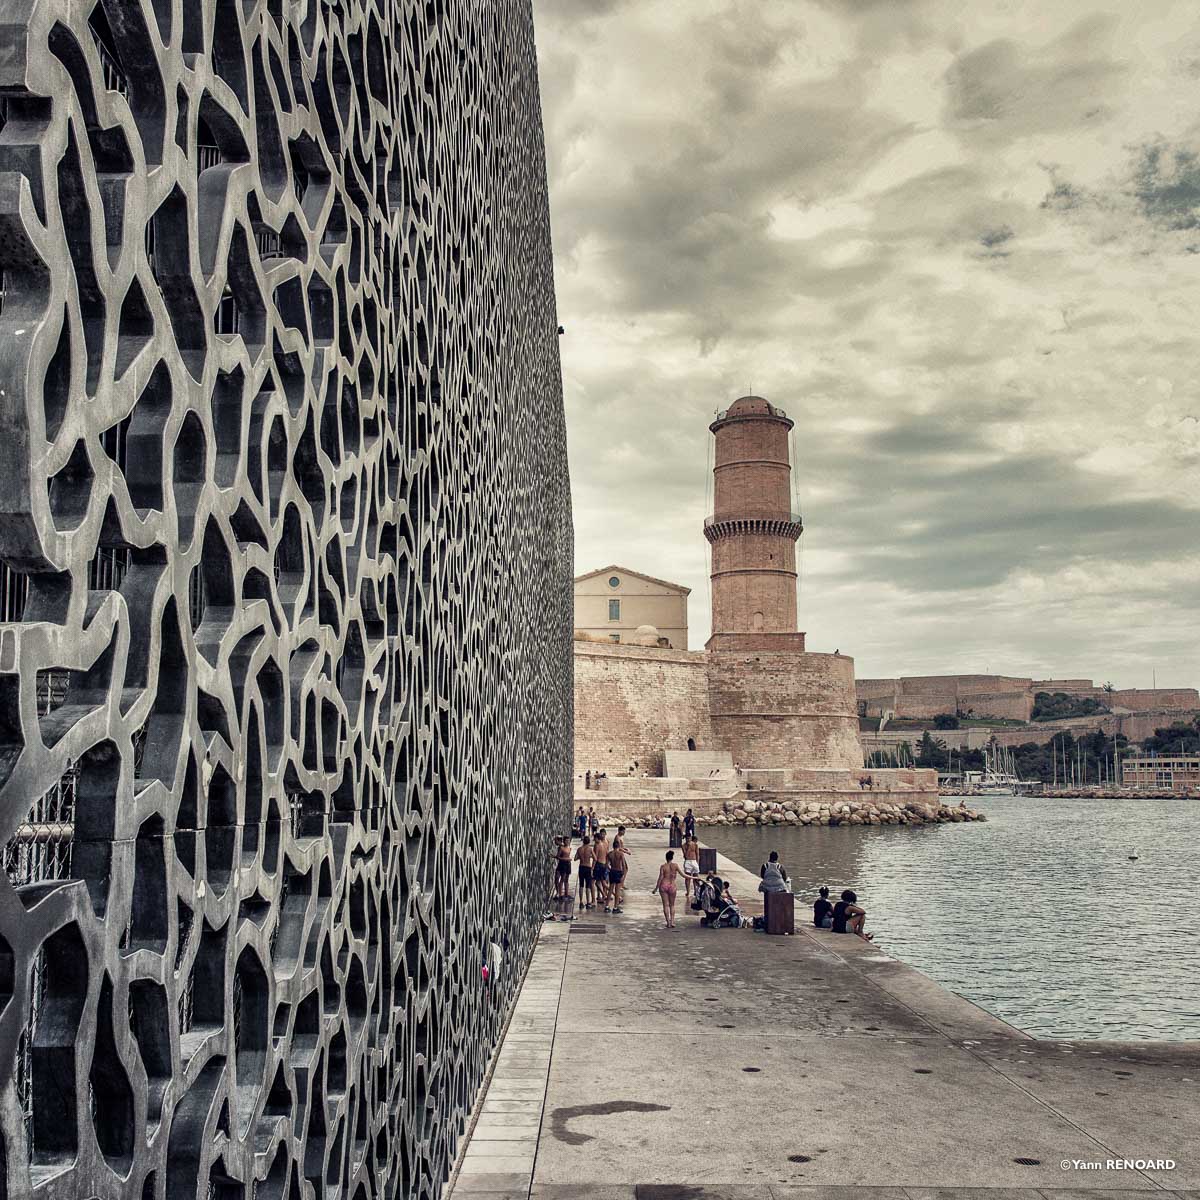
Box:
[652,850,683,929]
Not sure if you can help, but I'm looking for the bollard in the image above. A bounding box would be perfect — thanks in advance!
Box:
[764,890,795,935]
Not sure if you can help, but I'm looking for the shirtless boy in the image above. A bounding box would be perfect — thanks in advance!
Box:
[608,841,628,914]
[592,828,610,910]
[574,835,596,910]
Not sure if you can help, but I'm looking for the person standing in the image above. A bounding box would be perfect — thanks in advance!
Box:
[681,832,700,902]
[653,850,682,929]
[669,812,682,848]
[608,841,628,914]
[588,807,598,836]
[576,806,588,840]
[684,808,696,840]
[574,836,595,910]
[593,828,610,911]
[554,836,572,900]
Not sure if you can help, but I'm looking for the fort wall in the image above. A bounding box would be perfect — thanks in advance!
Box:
[573,642,712,776]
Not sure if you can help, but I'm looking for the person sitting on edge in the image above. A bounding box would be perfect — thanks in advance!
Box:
[608,841,628,914]
[574,836,595,911]
[813,886,834,929]
[759,850,789,884]
[831,889,872,940]
[758,860,789,894]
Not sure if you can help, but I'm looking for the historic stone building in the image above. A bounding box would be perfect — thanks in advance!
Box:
[0,3,570,1198]
[574,397,936,809]
[573,565,689,649]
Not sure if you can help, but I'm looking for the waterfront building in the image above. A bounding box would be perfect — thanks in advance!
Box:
[1121,755,1200,793]
[573,396,938,810]
[0,2,570,1197]
[573,565,690,648]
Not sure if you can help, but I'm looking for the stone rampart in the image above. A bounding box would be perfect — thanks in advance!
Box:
[707,650,863,770]
[573,642,712,776]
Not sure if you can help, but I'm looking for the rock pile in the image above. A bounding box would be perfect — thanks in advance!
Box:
[592,798,986,829]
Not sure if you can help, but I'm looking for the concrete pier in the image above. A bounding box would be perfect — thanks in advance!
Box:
[449,831,1199,1200]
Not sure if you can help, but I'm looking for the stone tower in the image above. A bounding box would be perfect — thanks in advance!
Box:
[704,395,805,650]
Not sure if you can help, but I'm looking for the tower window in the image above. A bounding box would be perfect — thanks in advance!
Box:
[608,599,620,621]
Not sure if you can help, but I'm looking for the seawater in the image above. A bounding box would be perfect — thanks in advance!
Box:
[704,795,1200,1041]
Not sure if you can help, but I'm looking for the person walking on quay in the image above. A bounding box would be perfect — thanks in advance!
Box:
[574,835,596,910]
[593,827,610,910]
[588,807,598,836]
[759,850,789,886]
[613,824,628,853]
[831,889,872,941]
[681,832,700,902]
[608,841,628,914]
[576,805,588,839]
[684,807,696,840]
[669,811,682,848]
[653,850,682,929]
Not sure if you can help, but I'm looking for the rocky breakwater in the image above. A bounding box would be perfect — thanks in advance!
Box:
[592,797,985,829]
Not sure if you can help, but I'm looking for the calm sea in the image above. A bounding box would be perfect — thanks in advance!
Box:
[705,795,1199,1041]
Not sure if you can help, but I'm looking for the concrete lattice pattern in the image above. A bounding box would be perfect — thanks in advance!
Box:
[0,0,571,1195]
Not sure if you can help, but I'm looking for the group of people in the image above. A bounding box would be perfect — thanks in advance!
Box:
[554,817,872,940]
[551,824,631,914]
[812,886,872,940]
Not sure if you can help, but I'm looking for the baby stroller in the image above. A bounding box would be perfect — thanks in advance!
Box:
[693,876,744,928]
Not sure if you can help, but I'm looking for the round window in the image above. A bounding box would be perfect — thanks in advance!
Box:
[608,576,620,588]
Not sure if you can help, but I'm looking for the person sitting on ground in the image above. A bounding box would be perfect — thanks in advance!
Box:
[813,886,834,929]
[681,833,700,901]
[608,841,629,914]
[758,859,789,894]
[574,836,595,911]
[759,850,789,884]
[831,889,872,941]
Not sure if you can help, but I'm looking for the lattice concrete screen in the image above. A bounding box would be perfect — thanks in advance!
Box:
[0,0,571,1194]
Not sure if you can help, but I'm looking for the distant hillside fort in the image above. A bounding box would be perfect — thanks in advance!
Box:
[573,396,938,809]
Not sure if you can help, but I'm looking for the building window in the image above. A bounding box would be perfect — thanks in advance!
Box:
[608,576,620,588]
[608,599,620,621]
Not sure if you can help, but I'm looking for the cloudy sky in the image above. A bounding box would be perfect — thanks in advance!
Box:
[534,0,1200,685]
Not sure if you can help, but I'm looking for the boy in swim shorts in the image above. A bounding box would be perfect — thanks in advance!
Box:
[608,843,628,914]
[574,835,595,910]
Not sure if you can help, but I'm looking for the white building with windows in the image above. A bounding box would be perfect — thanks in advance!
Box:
[573,565,689,649]
[1120,754,1200,793]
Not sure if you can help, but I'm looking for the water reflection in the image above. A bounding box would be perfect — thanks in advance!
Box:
[705,797,1200,1041]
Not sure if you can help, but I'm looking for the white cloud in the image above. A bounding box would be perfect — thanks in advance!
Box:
[535,0,1200,686]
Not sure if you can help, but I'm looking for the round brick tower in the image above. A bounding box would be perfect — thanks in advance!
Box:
[704,395,804,647]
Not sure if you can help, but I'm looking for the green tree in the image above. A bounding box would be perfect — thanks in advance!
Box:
[932,713,960,730]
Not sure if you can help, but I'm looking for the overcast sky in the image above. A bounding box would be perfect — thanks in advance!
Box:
[534,0,1200,685]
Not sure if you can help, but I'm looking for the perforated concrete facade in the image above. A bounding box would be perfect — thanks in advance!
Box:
[0,1,571,1197]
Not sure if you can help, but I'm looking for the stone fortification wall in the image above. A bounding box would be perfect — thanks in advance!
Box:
[707,651,863,770]
[1109,688,1199,712]
[573,642,712,776]
[856,675,1035,721]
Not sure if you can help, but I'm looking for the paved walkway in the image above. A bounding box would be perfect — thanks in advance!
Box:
[450,831,1199,1200]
